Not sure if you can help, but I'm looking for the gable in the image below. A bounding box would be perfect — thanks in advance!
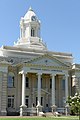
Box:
[26,54,70,68]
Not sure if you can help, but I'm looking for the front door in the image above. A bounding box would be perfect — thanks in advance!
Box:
[36,97,44,106]
[25,96,29,107]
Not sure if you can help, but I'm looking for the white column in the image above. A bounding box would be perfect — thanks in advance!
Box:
[22,72,26,106]
[72,75,76,87]
[37,73,42,106]
[65,75,68,101]
[51,74,56,105]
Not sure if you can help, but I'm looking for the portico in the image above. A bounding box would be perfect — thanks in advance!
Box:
[19,61,69,115]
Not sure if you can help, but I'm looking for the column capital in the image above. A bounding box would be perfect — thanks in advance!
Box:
[65,74,69,77]
[72,75,76,78]
[37,72,42,76]
[50,73,56,77]
[19,70,27,75]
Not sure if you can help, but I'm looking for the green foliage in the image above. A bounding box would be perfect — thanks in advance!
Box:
[67,93,80,120]
[67,93,80,114]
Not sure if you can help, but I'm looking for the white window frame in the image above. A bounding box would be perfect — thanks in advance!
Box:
[31,28,35,37]
[8,95,14,108]
[25,96,29,107]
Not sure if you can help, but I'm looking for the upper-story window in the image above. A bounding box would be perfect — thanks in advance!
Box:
[62,79,65,90]
[36,79,38,88]
[31,28,35,37]
[8,72,15,88]
[26,77,29,88]
[50,78,52,89]
[41,78,42,88]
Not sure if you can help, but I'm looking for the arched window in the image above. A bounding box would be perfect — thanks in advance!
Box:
[31,28,35,37]
[8,72,15,88]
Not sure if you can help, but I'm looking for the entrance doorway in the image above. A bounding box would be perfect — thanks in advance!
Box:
[36,97,44,106]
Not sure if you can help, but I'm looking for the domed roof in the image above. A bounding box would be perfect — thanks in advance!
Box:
[24,7,38,21]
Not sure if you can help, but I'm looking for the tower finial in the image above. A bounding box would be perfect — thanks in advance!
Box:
[29,6,33,11]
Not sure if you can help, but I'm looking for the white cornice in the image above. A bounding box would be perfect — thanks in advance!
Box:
[1,45,73,59]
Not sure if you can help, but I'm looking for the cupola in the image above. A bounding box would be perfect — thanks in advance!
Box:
[14,7,47,50]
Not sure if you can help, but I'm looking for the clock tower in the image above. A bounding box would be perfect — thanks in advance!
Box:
[14,7,47,50]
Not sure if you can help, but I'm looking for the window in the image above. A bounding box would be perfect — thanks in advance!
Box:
[41,78,42,88]
[8,72,14,88]
[41,97,43,106]
[36,97,38,106]
[31,28,35,37]
[62,79,65,90]
[25,96,29,107]
[50,78,52,88]
[8,95,14,108]
[26,77,29,88]
[35,79,38,88]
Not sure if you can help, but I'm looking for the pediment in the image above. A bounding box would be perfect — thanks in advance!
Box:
[26,54,70,68]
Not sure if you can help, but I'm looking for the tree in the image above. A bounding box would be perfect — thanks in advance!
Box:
[67,93,80,120]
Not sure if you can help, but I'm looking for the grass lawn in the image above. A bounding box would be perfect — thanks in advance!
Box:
[0,116,79,120]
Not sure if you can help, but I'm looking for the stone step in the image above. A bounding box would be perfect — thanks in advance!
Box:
[46,112,53,116]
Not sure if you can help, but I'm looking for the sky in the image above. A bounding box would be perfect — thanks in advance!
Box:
[0,0,80,63]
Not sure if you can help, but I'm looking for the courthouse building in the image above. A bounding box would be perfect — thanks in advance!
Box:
[0,7,80,116]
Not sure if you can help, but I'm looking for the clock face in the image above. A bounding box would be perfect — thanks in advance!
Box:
[31,16,36,21]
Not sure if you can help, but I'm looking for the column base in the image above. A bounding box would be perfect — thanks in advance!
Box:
[51,105,57,113]
[0,110,7,116]
[36,105,43,116]
[20,105,27,116]
[65,104,69,116]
